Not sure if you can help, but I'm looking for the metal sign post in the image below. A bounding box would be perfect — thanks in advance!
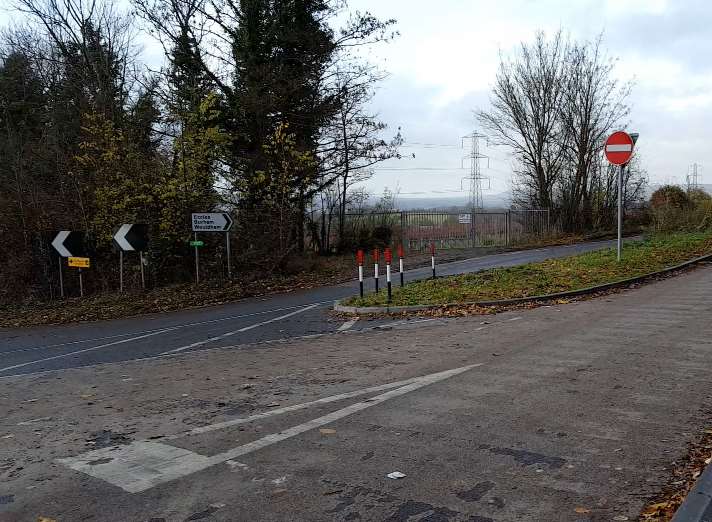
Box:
[68,257,90,297]
[604,131,638,263]
[58,257,64,298]
[51,230,85,298]
[226,232,232,280]
[191,213,234,281]
[617,164,624,262]
[194,232,200,285]
[113,224,150,289]
[139,251,146,290]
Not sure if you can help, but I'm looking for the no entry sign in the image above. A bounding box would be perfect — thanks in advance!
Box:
[605,131,634,165]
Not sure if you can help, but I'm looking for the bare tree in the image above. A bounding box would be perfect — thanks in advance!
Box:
[557,34,631,229]
[478,31,569,209]
[317,64,402,249]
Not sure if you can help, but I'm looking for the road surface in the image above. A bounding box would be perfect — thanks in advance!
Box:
[0,239,620,378]
[1,262,712,520]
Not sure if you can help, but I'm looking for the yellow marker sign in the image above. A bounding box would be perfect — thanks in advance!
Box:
[68,257,90,268]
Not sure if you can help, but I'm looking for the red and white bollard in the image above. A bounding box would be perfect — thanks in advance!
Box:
[357,249,365,298]
[373,248,380,293]
[384,247,393,303]
[398,244,405,287]
[430,242,436,279]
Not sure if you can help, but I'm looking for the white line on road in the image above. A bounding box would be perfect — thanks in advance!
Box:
[337,318,359,331]
[59,363,482,493]
[0,324,187,374]
[3,302,330,356]
[169,370,440,440]
[0,303,328,375]
[160,303,321,355]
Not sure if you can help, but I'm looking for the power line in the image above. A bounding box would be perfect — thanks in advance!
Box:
[462,131,490,210]
[401,142,462,149]
[372,167,467,171]
[687,163,703,190]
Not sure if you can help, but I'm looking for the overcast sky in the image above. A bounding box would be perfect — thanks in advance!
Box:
[350,0,711,199]
[1,0,709,200]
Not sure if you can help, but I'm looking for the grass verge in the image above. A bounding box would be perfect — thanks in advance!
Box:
[345,232,712,308]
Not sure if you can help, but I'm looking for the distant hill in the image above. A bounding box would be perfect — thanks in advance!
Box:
[394,192,512,211]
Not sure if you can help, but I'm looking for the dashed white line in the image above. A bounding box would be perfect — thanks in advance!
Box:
[160,303,321,355]
[4,303,328,356]
[0,325,186,374]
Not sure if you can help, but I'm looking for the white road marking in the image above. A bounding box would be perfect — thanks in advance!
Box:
[0,325,187,374]
[4,302,329,356]
[58,364,481,493]
[168,371,444,440]
[160,303,321,355]
[337,318,359,331]
[0,303,326,375]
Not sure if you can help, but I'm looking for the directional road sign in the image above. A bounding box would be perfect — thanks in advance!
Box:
[189,240,204,247]
[114,224,149,252]
[192,213,233,232]
[605,131,635,165]
[51,231,84,258]
[68,257,90,268]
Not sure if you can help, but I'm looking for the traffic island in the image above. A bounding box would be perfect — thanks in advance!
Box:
[335,232,712,315]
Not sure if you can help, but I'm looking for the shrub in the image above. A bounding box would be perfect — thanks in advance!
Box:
[649,186,712,232]
[650,185,690,210]
[688,188,712,208]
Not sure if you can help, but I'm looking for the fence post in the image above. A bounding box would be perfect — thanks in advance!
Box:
[506,211,511,246]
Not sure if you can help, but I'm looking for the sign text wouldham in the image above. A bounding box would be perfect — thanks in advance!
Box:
[191,213,233,232]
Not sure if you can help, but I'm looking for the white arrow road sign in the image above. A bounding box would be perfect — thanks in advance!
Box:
[192,213,233,232]
[114,224,135,251]
[51,231,72,257]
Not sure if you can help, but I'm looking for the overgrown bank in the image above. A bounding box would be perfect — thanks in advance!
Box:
[345,232,712,308]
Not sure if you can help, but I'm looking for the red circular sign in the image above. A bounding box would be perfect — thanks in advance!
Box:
[605,131,634,165]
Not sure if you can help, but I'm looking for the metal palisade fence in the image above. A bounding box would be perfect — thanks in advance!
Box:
[335,209,551,252]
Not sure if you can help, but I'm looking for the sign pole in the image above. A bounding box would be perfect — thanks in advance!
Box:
[194,232,200,285]
[58,257,64,298]
[139,251,146,289]
[357,250,364,298]
[617,164,623,262]
[385,248,392,304]
[398,244,405,288]
[79,268,84,298]
[604,131,636,263]
[119,250,124,293]
[373,249,379,294]
[226,231,232,281]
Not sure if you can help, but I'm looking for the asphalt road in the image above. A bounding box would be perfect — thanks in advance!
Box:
[0,239,621,378]
[2,262,712,521]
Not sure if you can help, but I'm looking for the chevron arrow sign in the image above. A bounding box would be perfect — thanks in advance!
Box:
[113,224,149,252]
[51,231,84,258]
